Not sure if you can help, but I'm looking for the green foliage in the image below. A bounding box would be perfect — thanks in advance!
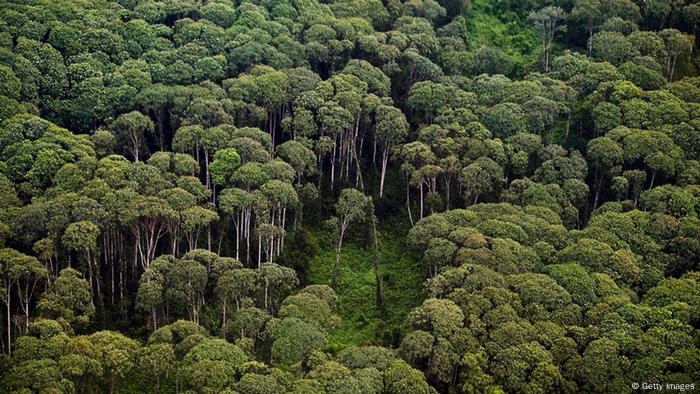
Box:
[1,0,699,392]
[309,224,424,350]
[209,148,241,186]
[38,268,94,327]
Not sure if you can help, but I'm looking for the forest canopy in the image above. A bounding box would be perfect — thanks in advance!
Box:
[0,0,699,393]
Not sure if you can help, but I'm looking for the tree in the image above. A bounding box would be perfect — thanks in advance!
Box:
[137,255,173,330]
[459,157,504,205]
[587,136,623,209]
[684,3,700,50]
[491,341,563,393]
[590,31,638,65]
[460,351,499,393]
[38,268,94,328]
[183,338,247,392]
[571,0,604,55]
[216,268,257,326]
[128,196,178,270]
[62,221,101,296]
[0,65,20,100]
[337,345,396,370]
[219,188,256,261]
[110,111,154,162]
[592,102,622,135]
[483,102,527,138]
[2,358,70,392]
[275,140,317,185]
[258,263,298,312]
[181,206,219,251]
[265,317,328,365]
[280,291,337,330]
[138,343,176,393]
[90,330,140,394]
[396,141,437,223]
[407,82,450,124]
[331,189,372,288]
[645,151,676,189]
[375,105,408,197]
[383,360,437,394]
[659,29,691,81]
[0,248,47,354]
[223,306,270,343]
[166,258,208,324]
[578,338,627,392]
[209,148,241,187]
[524,96,560,140]
[473,46,514,75]
[528,6,567,72]
[237,373,285,394]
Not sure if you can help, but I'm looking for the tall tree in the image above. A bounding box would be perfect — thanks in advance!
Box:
[528,6,567,72]
[0,248,46,354]
[659,29,691,81]
[62,221,101,296]
[331,189,372,288]
[571,0,604,55]
[38,268,94,328]
[375,105,408,197]
[110,111,154,162]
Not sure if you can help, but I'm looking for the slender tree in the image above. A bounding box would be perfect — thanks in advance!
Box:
[331,189,372,288]
[528,6,568,72]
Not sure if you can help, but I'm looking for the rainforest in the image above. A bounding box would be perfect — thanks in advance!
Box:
[0,0,699,393]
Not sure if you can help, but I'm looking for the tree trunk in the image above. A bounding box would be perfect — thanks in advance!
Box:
[204,153,210,189]
[371,216,383,308]
[264,278,269,311]
[332,225,346,289]
[331,138,337,189]
[670,55,678,81]
[5,288,11,355]
[379,149,389,197]
[593,171,603,210]
[406,176,414,227]
[419,183,424,219]
[152,306,158,330]
[445,178,452,210]
[222,299,227,327]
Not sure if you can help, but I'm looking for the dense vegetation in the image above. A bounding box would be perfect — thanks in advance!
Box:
[0,0,699,392]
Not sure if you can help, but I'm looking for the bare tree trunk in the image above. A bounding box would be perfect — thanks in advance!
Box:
[204,153,210,189]
[419,183,424,219]
[593,172,603,210]
[221,299,227,327]
[406,176,414,227]
[5,288,11,356]
[207,225,212,251]
[379,149,388,197]
[371,216,383,308]
[670,55,678,81]
[264,278,269,311]
[332,225,346,289]
[372,136,377,164]
[331,137,337,189]
[152,306,158,330]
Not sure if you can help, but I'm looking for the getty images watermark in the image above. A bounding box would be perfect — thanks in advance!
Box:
[631,382,695,391]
